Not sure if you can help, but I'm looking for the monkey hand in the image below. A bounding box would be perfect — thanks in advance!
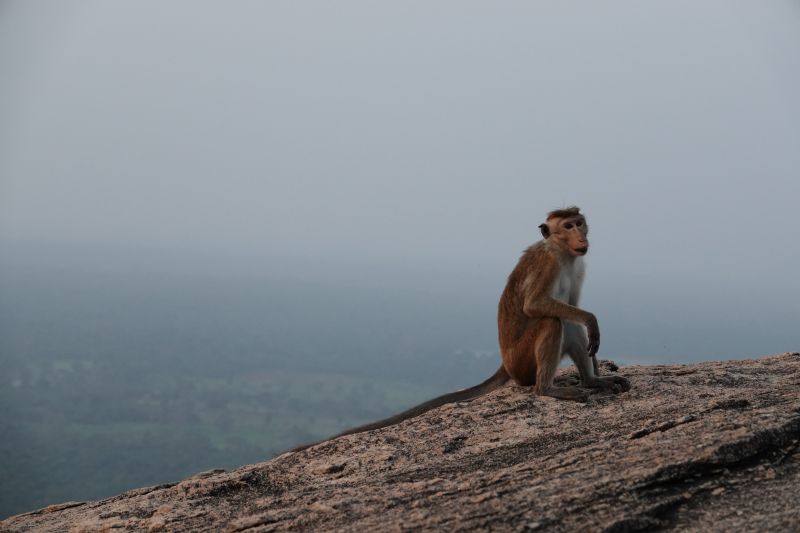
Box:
[586,314,600,358]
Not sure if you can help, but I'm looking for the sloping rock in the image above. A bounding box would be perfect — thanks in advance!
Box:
[3,353,799,532]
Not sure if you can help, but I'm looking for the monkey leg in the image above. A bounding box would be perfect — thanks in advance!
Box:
[563,322,630,393]
[526,318,588,402]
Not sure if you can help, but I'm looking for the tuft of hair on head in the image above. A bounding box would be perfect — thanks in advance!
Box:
[546,206,581,221]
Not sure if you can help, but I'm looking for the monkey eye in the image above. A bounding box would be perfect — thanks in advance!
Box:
[564,223,574,229]
[576,220,583,227]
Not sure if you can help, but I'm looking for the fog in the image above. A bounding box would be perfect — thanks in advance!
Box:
[2,1,799,273]
[1,0,799,518]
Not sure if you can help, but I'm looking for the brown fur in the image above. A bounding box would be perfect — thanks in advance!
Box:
[545,206,582,220]
[497,207,629,400]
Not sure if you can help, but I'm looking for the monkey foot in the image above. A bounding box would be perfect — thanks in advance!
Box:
[585,375,631,394]
[537,386,589,402]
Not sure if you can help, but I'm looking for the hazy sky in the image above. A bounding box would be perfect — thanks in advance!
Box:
[2,1,799,310]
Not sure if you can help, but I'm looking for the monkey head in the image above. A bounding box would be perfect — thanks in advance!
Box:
[538,206,589,257]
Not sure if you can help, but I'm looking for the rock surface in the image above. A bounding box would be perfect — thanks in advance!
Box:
[3,353,800,532]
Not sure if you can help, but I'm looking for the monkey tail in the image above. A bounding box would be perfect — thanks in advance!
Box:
[287,366,509,453]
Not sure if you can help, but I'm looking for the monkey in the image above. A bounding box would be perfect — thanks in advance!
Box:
[287,206,628,453]
[497,206,630,401]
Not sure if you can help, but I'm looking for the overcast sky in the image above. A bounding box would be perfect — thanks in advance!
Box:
[1,1,799,308]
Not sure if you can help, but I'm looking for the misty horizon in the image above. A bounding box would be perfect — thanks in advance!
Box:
[1,0,799,519]
[3,240,796,366]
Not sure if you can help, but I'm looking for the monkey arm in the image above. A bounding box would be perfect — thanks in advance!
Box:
[524,295,599,357]
[565,282,600,359]
[520,257,593,324]
[523,295,596,328]
[520,256,599,356]
[524,296,600,358]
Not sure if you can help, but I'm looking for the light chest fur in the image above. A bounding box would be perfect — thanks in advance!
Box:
[551,257,585,303]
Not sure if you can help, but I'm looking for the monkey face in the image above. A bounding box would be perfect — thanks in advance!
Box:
[549,215,589,257]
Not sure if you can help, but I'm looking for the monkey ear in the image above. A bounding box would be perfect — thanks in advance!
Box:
[539,223,550,238]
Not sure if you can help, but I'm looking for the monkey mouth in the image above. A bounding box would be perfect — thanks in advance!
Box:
[575,247,588,255]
